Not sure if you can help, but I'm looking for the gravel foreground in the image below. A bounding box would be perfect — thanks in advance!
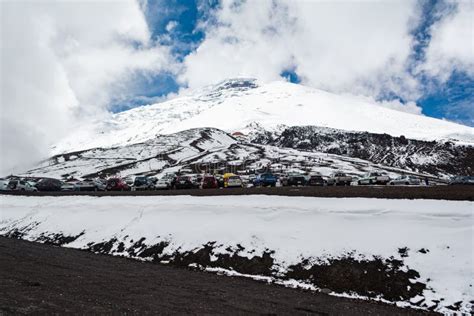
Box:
[2,185,473,201]
[0,237,435,315]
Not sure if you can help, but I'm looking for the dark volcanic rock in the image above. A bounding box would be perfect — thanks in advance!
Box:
[36,231,85,246]
[254,125,474,176]
[286,256,426,301]
[171,242,275,276]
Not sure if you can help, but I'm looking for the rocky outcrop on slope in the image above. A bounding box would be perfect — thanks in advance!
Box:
[250,125,473,176]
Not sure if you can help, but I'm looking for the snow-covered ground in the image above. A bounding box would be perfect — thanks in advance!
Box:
[52,78,474,154]
[1,195,472,313]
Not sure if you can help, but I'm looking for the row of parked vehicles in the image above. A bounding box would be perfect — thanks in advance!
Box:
[1,172,472,192]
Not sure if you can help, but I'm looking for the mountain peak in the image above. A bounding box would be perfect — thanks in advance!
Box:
[213,78,259,91]
[52,78,474,154]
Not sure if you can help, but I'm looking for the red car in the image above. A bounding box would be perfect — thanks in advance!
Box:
[106,178,130,191]
[201,175,218,189]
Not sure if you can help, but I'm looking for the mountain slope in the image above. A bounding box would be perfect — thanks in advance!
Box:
[24,127,460,180]
[52,78,474,154]
[250,125,474,176]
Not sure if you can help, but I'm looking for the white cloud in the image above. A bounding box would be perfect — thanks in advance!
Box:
[166,20,178,32]
[0,0,175,175]
[179,0,294,88]
[180,0,421,101]
[2,0,471,175]
[358,97,423,115]
[421,0,474,82]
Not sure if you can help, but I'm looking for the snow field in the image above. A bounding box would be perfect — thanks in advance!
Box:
[1,195,472,313]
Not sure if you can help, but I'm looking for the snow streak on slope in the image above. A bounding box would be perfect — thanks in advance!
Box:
[23,128,437,179]
[52,79,474,154]
[26,128,237,179]
[1,195,472,313]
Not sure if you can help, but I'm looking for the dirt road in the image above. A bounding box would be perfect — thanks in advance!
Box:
[2,185,473,201]
[0,237,435,315]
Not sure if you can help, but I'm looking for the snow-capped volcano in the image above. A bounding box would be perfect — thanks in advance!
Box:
[53,78,474,154]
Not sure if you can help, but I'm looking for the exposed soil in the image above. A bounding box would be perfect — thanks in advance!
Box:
[286,257,426,302]
[2,185,473,201]
[0,237,435,315]
[2,228,432,310]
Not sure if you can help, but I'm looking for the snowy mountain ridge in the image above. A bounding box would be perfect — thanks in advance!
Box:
[52,78,474,154]
[25,127,472,179]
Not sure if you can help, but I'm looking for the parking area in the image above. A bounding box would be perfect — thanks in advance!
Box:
[2,185,473,201]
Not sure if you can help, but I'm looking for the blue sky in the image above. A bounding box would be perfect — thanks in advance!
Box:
[1,0,472,174]
[408,0,473,126]
[106,0,474,126]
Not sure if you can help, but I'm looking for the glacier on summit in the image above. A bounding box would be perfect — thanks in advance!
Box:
[52,78,474,155]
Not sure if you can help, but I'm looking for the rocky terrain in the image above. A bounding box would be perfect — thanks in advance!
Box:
[250,125,474,176]
[21,124,472,180]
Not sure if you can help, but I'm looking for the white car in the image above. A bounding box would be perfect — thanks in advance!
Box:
[358,172,390,185]
[25,181,39,192]
[326,172,352,186]
[389,175,421,186]
[123,177,134,186]
[75,179,106,191]
[155,178,171,190]
[224,174,243,188]
[7,179,38,192]
[61,182,78,191]
[0,179,9,191]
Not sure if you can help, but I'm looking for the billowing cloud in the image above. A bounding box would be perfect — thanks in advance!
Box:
[365,99,422,116]
[180,0,420,101]
[421,0,474,81]
[1,0,472,175]
[179,0,295,88]
[0,0,175,175]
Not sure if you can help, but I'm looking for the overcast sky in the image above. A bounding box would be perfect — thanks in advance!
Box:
[0,0,473,175]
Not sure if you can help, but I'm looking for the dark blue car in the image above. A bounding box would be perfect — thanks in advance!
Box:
[253,173,277,187]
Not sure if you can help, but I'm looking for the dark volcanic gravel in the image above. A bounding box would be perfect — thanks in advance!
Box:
[0,237,435,315]
[2,185,473,201]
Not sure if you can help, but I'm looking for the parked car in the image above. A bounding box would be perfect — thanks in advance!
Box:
[0,179,9,191]
[223,173,243,188]
[123,177,134,186]
[389,175,421,186]
[358,172,390,185]
[246,174,257,186]
[191,174,203,186]
[449,176,474,185]
[163,173,177,188]
[7,179,23,191]
[75,179,106,191]
[155,178,172,190]
[286,173,306,186]
[326,172,352,186]
[61,181,78,191]
[7,179,38,192]
[308,174,326,186]
[174,176,195,189]
[133,176,154,191]
[23,181,38,192]
[106,178,130,191]
[201,175,218,189]
[36,178,62,191]
[253,173,277,187]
